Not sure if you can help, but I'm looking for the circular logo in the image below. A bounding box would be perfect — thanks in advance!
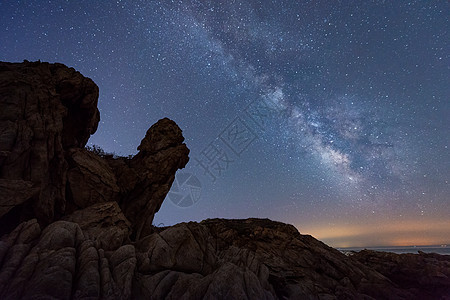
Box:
[167,173,202,208]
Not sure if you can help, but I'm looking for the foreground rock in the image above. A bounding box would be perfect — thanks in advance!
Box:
[0,219,136,299]
[0,218,422,299]
[114,118,190,240]
[134,218,413,299]
[2,217,448,299]
[0,61,189,240]
[0,61,99,230]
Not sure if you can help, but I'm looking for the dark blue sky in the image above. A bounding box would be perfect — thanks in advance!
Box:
[2,0,449,247]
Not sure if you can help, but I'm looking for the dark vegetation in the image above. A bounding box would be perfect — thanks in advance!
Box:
[85,144,134,159]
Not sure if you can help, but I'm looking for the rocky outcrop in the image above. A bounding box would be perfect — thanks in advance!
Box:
[353,249,450,300]
[1,61,449,299]
[116,118,190,240]
[0,61,99,228]
[4,217,444,299]
[0,61,189,240]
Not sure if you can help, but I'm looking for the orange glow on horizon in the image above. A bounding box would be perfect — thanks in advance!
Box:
[296,219,450,248]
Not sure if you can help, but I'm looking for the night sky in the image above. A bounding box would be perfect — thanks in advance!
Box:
[2,0,449,247]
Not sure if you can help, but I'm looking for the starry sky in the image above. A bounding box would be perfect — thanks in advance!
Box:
[2,0,449,247]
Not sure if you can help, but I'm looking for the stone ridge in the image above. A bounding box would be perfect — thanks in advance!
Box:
[1,61,449,299]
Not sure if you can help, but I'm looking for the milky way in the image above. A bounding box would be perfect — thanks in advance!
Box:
[1,0,449,246]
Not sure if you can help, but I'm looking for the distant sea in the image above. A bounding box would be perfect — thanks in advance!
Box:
[338,245,450,255]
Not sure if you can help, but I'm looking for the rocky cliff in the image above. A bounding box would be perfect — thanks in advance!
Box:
[0,61,449,300]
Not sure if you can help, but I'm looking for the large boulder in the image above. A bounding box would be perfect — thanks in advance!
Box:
[0,61,99,230]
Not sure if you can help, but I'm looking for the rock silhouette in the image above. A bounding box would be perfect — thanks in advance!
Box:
[0,61,189,241]
[0,61,449,299]
[0,60,99,230]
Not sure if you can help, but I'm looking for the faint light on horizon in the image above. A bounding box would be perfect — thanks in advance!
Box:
[297,219,450,248]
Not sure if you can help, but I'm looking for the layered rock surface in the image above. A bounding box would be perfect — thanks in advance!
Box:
[0,60,99,229]
[2,217,450,299]
[1,61,449,299]
[0,61,189,240]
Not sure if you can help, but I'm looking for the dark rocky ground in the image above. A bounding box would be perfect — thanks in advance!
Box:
[0,61,449,299]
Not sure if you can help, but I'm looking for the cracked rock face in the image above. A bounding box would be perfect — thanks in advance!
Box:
[62,201,131,251]
[0,219,136,299]
[1,61,449,300]
[0,61,99,230]
[66,148,120,211]
[5,217,443,300]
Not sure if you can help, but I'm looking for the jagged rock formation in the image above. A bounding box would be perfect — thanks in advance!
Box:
[0,61,189,240]
[1,61,449,300]
[0,60,99,229]
[114,118,190,240]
